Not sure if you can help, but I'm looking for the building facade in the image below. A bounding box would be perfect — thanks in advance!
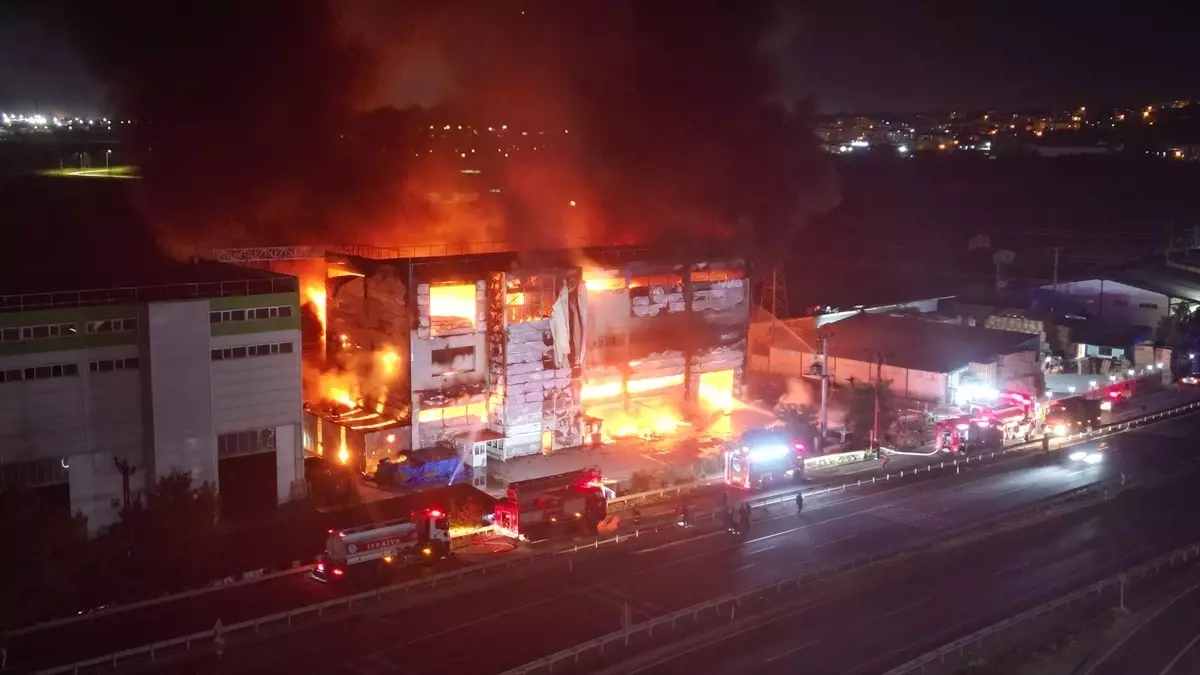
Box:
[0,267,305,532]
[316,246,751,467]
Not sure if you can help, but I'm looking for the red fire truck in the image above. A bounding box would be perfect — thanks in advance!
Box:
[936,391,1042,453]
[313,508,451,582]
[494,467,613,541]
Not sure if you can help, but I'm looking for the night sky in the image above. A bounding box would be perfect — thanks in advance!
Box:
[1,1,1196,117]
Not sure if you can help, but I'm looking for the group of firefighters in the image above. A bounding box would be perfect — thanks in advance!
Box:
[660,490,806,535]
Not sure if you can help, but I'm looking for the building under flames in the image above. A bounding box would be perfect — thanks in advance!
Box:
[304,246,750,474]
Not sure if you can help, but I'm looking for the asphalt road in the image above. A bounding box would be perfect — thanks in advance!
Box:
[8,385,1194,673]
[128,408,1200,675]
[1083,575,1200,675]
[626,412,1200,675]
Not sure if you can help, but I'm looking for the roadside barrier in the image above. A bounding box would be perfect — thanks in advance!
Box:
[26,398,1200,673]
[883,538,1200,674]
[496,476,1144,675]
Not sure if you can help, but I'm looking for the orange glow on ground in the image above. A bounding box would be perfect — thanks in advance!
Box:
[585,398,686,442]
[430,284,477,334]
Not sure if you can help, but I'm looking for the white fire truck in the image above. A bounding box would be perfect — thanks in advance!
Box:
[313,508,451,582]
[494,467,613,541]
[724,429,806,490]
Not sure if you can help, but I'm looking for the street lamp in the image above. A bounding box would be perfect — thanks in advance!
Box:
[106,149,112,173]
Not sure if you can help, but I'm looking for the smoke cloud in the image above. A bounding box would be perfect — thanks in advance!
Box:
[70,0,837,264]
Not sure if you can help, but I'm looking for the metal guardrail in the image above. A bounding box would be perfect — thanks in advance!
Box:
[30,398,1200,674]
[497,477,1134,675]
[883,539,1200,674]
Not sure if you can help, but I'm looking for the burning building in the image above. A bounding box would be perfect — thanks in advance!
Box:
[304,245,749,469]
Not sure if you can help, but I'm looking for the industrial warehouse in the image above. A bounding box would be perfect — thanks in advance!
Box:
[0,253,305,532]
[302,245,751,487]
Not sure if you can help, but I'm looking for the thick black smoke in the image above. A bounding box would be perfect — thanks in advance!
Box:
[71,0,837,264]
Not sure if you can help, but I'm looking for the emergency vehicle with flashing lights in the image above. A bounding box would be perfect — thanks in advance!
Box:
[724,429,806,490]
[1044,396,1102,437]
[935,391,1042,454]
[493,467,613,541]
[313,508,451,582]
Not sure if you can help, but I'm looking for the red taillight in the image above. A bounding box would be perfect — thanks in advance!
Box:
[316,562,325,573]
[332,568,344,577]
[428,509,443,517]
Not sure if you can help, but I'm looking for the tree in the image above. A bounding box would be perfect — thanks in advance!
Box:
[107,471,220,595]
[0,489,89,628]
[844,381,899,446]
[775,402,819,447]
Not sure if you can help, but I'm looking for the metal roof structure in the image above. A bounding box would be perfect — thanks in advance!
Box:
[775,312,1038,374]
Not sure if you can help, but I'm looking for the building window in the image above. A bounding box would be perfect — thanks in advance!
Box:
[431,346,476,376]
[209,306,294,324]
[89,357,140,373]
[86,318,138,334]
[0,457,70,490]
[505,274,557,323]
[1138,302,1160,310]
[1097,346,1113,356]
[0,362,79,384]
[211,341,295,361]
[217,428,277,458]
[1,323,79,342]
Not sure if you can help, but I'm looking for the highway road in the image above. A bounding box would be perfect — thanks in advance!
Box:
[126,404,1200,675]
[6,386,1193,673]
[1082,573,1200,675]
[631,431,1200,675]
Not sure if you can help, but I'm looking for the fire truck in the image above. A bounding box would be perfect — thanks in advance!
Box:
[1045,396,1102,436]
[936,391,1042,453]
[494,467,613,541]
[725,429,806,490]
[313,508,451,582]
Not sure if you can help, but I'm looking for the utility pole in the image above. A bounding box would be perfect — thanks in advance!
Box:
[113,457,137,509]
[817,333,832,449]
[872,351,883,451]
[1050,246,1064,292]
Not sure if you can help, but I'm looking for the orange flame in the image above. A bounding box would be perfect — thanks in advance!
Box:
[430,284,477,334]
[306,285,327,335]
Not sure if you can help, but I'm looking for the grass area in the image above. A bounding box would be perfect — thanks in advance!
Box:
[36,165,139,179]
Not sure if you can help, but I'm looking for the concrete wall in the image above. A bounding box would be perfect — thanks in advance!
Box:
[143,300,218,491]
[1039,279,1170,328]
[209,327,302,502]
[767,347,948,402]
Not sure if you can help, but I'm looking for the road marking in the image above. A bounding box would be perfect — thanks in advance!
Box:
[765,637,821,663]
[1159,630,1200,674]
[731,563,756,573]
[634,530,723,554]
[749,545,778,555]
[882,597,931,617]
[1071,581,1200,675]
[814,533,859,548]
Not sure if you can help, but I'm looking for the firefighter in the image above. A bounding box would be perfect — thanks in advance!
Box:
[722,506,734,531]
[631,506,642,526]
[795,492,805,515]
[738,505,751,533]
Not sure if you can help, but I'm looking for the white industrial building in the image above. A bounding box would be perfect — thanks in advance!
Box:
[1033,262,1200,329]
[0,257,305,533]
[759,313,1042,405]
